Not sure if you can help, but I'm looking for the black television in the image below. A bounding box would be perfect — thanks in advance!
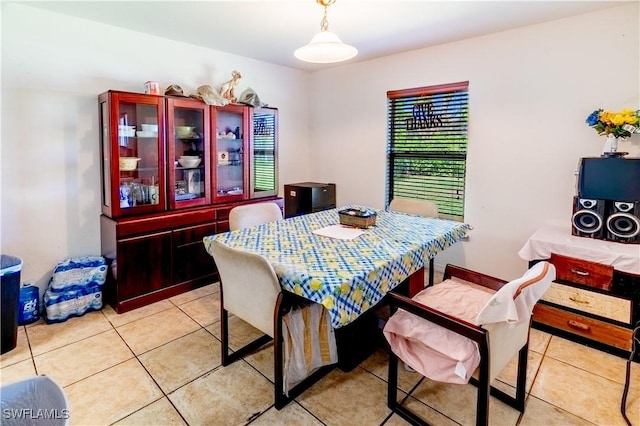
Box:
[577,157,640,201]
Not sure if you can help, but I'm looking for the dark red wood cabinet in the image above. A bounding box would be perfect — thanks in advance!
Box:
[99,91,281,312]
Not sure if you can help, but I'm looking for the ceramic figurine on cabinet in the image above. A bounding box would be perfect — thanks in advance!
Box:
[219,70,242,103]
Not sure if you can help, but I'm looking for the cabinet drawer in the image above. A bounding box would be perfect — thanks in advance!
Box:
[550,253,613,290]
[533,304,632,351]
[541,282,632,324]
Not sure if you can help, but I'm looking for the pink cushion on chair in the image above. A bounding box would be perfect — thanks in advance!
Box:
[384,262,556,385]
[383,279,494,384]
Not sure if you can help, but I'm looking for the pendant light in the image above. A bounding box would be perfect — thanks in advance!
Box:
[294,0,357,64]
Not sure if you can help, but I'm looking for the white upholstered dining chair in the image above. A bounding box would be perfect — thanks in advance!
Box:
[388,197,439,287]
[229,201,283,231]
[213,201,332,408]
[383,261,555,426]
[389,197,439,218]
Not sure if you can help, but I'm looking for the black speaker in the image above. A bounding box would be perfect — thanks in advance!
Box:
[571,197,606,239]
[605,201,640,244]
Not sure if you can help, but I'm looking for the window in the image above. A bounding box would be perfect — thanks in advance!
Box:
[386,81,469,221]
[252,108,277,196]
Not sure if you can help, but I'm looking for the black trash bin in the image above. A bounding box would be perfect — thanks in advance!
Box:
[1,255,23,354]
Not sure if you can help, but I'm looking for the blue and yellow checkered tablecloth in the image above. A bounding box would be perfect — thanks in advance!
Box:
[203,207,471,328]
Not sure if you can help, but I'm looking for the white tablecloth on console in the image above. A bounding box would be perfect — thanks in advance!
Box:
[518,223,640,275]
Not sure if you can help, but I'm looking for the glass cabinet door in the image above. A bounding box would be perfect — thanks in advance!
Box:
[251,107,278,198]
[99,91,166,218]
[212,104,249,202]
[166,98,211,209]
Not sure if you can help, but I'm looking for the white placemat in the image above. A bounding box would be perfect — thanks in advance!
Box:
[312,224,365,240]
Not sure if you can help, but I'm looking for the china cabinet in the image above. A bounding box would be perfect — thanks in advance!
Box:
[99,91,281,312]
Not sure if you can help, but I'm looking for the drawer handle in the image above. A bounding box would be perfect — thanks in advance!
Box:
[569,297,590,305]
[567,320,591,331]
[570,269,590,277]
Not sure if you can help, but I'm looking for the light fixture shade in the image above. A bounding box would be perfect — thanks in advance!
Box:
[294,30,358,64]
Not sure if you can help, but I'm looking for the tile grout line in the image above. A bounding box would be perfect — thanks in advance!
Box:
[524,336,601,425]
[109,316,215,426]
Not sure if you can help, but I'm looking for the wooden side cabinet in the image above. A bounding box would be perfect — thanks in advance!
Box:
[520,225,640,361]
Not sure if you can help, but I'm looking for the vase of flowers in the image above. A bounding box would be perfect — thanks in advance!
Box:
[586,108,640,156]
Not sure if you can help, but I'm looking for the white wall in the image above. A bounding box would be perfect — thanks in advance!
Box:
[1,3,312,292]
[308,4,640,280]
[2,3,638,293]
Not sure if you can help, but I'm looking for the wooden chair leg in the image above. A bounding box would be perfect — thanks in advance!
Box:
[514,344,528,411]
[274,294,286,409]
[388,350,399,409]
[487,344,529,413]
[476,347,490,426]
[221,307,231,366]
[428,258,435,287]
[221,304,272,367]
[387,348,429,426]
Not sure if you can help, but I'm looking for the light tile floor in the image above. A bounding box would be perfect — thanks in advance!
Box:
[1,282,638,425]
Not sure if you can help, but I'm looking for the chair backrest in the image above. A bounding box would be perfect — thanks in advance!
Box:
[229,202,283,231]
[210,240,281,337]
[476,261,556,325]
[389,198,438,218]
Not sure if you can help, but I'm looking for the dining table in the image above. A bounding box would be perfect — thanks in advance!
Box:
[203,206,472,329]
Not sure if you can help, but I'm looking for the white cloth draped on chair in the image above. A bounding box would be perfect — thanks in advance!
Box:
[282,303,338,392]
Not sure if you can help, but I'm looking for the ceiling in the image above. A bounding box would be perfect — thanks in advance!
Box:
[21,0,630,72]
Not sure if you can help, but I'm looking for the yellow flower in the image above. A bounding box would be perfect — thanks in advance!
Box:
[600,111,614,124]
[622,110,639,125]
[322,296,334,310]
[353,288,363,302]
[611,114,625,126]
[337,270,350,279]
[340,282,350,295]
[393,268,401,280]
[309,279,323,291]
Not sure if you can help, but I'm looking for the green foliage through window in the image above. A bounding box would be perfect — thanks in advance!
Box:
[253,110,277,193]
[386,82,469,220]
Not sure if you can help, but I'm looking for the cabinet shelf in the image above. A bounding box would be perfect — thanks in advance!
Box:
[119,136,159,140]
[175,166,204,171]
[120,167,158,173]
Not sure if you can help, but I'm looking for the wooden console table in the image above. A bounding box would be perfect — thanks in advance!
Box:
[519,223,639,361]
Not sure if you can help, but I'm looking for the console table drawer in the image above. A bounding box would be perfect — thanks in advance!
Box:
[541,282,632,324]
[533,304,632,351]
[551,253,614,290]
